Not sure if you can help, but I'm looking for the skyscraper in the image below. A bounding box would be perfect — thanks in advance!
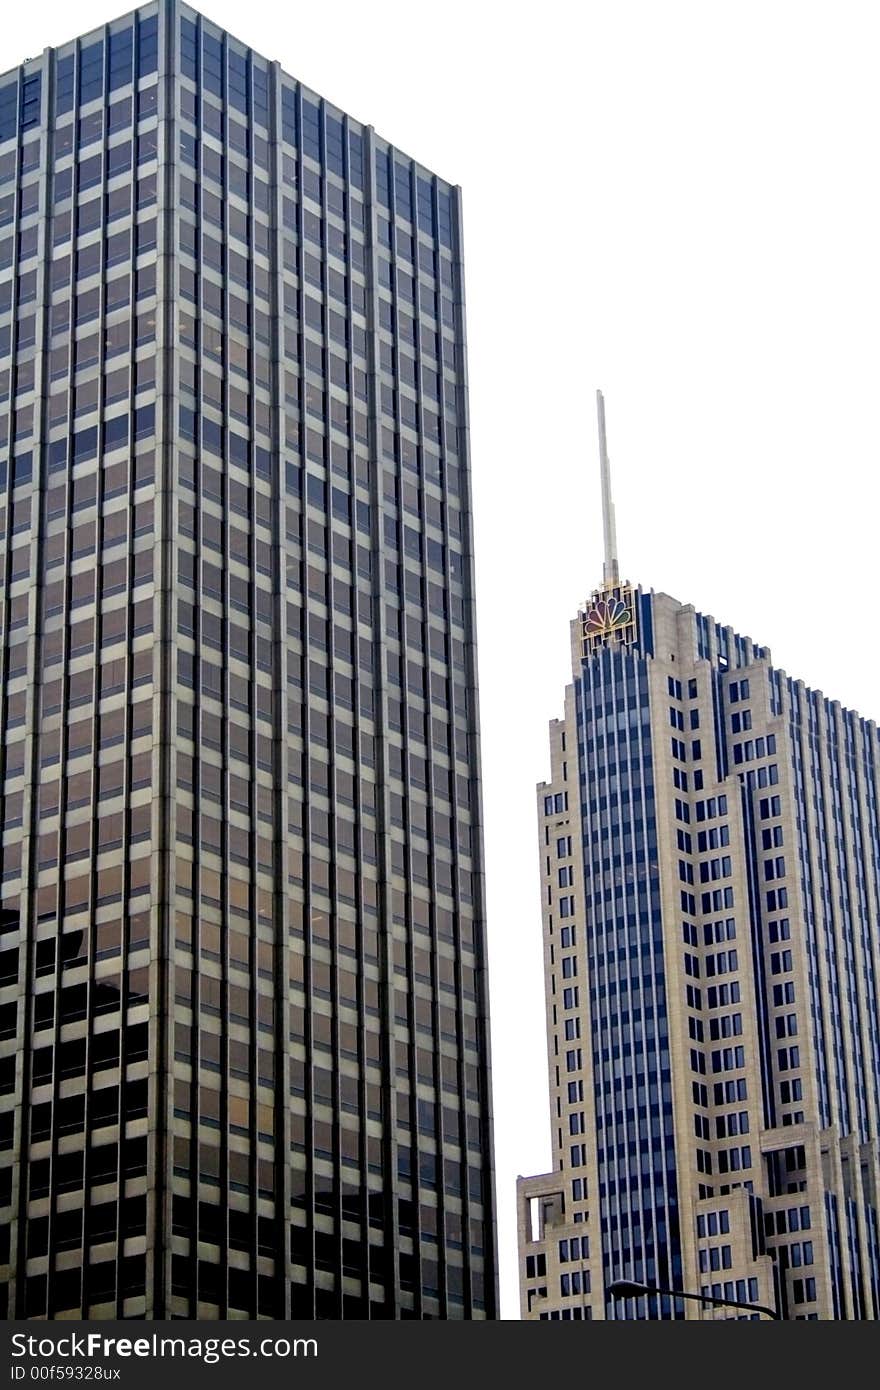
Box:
[517,393,880,1321]
[0,0,497,1319]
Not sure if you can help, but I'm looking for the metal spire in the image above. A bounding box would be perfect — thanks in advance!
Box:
[597,389,619,586]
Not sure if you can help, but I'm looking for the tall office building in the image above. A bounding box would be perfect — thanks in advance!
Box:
[0,0,497,1319]
[517,393,880,1320]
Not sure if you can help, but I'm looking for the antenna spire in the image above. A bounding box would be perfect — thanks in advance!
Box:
[597,389,619,586]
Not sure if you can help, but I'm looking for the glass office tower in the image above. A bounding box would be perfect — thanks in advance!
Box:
[517,396,880,1320]
[0,0,497,1319]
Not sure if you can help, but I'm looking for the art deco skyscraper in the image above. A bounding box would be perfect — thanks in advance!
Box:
[517,393,880,1320]
[0,0,497,1319]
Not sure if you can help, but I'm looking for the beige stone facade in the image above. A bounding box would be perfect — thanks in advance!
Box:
[518,582,880,1320]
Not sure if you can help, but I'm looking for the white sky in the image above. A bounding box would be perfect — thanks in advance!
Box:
[8,0,880,1321]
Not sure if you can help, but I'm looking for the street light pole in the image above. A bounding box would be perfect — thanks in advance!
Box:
[608,1278,780,1321]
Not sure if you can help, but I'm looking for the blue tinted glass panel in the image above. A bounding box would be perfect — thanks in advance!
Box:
[394,161,412,220]
[302,100,320,160]
[437,189,452,248]
[73,425,98,462]
[108,30,134,91]
[55,55,75,117]
[229,432,248,467]
[47,439,67,471]
[253,66,269,128]
[375,149,391,208]
[0,83,18,142]
[326,116,344,176]
[416,177,434,236]
[12,453,31,485]
[20,75,41,131]
[202,34,223,97]
[79,41,104,104]
[180,17,198,81]
[137,16,159,77]
[281,87,298,146]
[228,51,247,115]
[202,417,222,454]
[349,132,363,189]
[104,415,129,450]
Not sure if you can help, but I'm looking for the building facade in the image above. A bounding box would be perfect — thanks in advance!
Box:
[517,395,880,1320]
[0,0,497,1319]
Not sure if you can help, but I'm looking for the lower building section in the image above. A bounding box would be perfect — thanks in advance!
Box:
[519,1129,879,1319]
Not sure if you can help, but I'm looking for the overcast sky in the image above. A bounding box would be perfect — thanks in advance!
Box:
[7,0,880,1320]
